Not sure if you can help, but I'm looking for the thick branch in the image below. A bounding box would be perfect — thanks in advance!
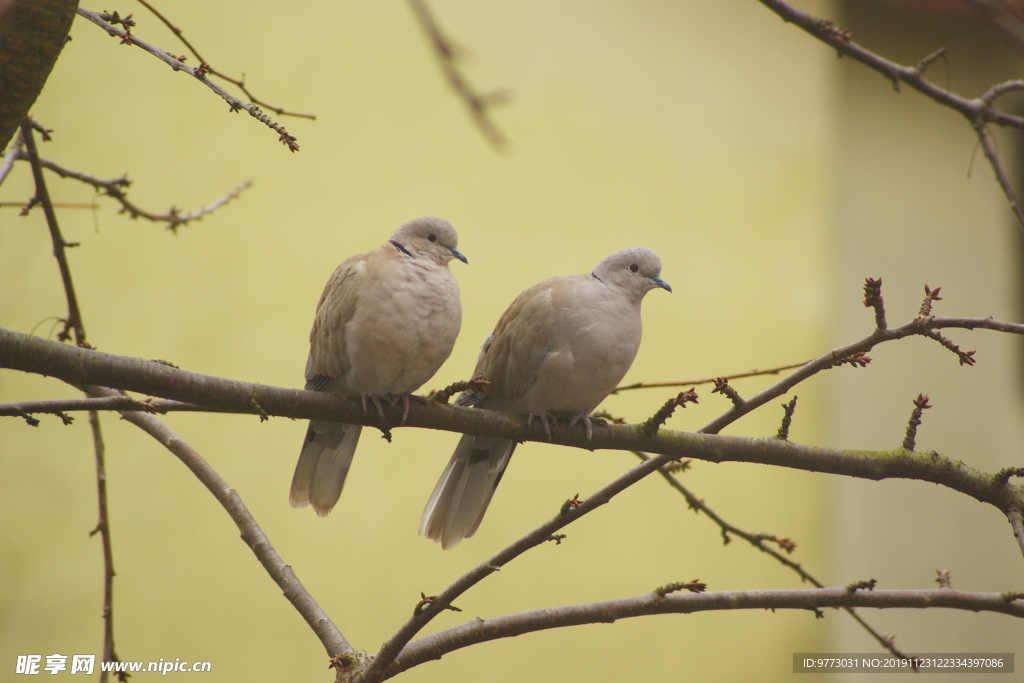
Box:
[2,324,1022,520]
[385,588,1024,678]
[84,386,353,657]
[757,0,1024,129]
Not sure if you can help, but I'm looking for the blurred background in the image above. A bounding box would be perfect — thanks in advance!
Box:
[1,0,1022,680]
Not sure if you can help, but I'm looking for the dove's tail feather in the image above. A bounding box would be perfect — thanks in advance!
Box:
[419,435,516,549]
[289,421,363,516]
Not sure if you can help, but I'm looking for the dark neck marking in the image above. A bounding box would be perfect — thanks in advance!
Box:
[390,240,413,258]
[591,271,608,287]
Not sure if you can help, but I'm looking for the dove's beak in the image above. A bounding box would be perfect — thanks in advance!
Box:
[449,247,468,264]
[652,276,672,293]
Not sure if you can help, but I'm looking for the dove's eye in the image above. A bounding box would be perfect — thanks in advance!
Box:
[428,233,437,243]
[629,263,639,273]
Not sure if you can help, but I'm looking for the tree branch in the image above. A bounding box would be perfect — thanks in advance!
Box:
[384,588,1024,678]
[2,318,1022,519]
[359,449,682,683]
[1009,509,1024,563]
[75,8,300,151]
[17,148,250,233]
[632,450,910,659]
[611,359,812,394]
[19,118,127,676]
[756,0,1024,235]
[0,396,211,418]
[19,120,86,345]
[406,0,510,150]
[88,409,121,683]
[132,0,316,120]
[84,385,354,658]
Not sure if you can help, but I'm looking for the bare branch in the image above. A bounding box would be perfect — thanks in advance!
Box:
[384,588,1024,678]
[88,410,122,682]
[15,150,250,232]
[972,121,1024,234]
[757,0,1024,235]
[0,396,211,418]
[3,316,1023,519]
[19,120,87,345]
[19,118,127,674]
[86,385,354,658]
[640,388,698,435]
[75,8,300,151]
[902,394,933,451]
[863,277,887,331]
[695,311,1000,436]
[632,449,911,659]
[359,451,683,683]
[131,0,315,120]
[612,359,811,394]
[775,395,797,440]
[406,0,510,150]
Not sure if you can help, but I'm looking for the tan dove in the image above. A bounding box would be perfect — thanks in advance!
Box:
[290,217,466,516]
[419,247,670,548]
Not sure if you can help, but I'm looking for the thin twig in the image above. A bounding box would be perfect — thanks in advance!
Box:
[86,385,354,658]
[383,588,1023,678]
[0,396,213,417]
[406,0,510,150]
[75,8,300,151]
[696,308,991,436]
[20,118,125,676]
[612,360,811,394]
[358,452,681,683]
[776,395,797,440]
[16,150,249,232]
[1,201,99,209]
[973,121,1024,233]
[757,0,1024,235]
[89,410,122,682]
[902,394,932,451]
[131,0,314,120]
[632,450,911,659]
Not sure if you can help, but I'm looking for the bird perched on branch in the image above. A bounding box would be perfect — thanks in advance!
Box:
[289,217,467,516]
[420,247,670,548]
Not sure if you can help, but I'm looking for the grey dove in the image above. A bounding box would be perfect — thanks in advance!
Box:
[290,216,466,516]
[419,247,670,548]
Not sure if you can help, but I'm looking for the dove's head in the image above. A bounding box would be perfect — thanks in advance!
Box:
[592,247,671,301]
[390,216,467,266]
